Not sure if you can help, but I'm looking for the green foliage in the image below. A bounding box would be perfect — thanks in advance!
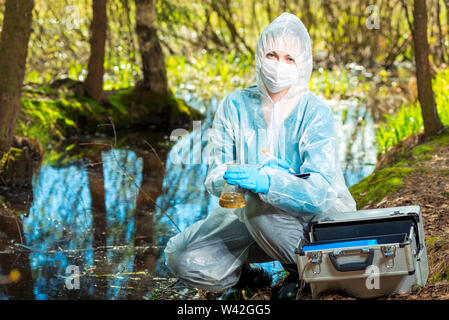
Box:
[166,51,254,103]
[376,103,424,153]
[376,70,449,154]
[310,66,351,99]
[24,0,141,89]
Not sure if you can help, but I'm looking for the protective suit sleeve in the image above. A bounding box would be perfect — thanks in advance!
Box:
[258,105,342,215]
[204,95,236,198]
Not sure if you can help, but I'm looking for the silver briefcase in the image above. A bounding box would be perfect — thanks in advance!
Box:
[295,205,429,298]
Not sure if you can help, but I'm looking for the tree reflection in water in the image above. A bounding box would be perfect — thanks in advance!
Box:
[0,96,377,299]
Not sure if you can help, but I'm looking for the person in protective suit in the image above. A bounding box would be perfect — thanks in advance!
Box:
[164,12,356,299]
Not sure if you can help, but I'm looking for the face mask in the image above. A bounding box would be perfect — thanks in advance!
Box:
[260,57,298,93]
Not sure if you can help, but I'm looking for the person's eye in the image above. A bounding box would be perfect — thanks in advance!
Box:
[287,57,295,63]
[266,52,276,58]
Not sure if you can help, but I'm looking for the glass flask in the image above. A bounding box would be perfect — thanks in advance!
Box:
[219,164,246,209]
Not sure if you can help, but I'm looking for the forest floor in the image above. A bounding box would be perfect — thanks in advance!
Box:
[200,127,449,300]
[353,128,449,300]
[313,127,449,300]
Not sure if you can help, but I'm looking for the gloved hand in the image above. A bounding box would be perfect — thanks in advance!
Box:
[223,166,270,194]
[261,158,294,174]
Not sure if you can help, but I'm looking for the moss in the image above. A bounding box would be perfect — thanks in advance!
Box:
[18,83,205,149]
[20,96,108,141]
[349,167,415,209]
[393,160,413,167]
[440,170,449,175]
[106,89,131,116]
[429,129,449,147]
[410,129,449,158]
[417,154,432,162]
[408,130,449,165]
[426,236,439,247]
[412,144,434,156]
[106,87,168,127]
[21,85,204,136]
[170,96,204,122]
[378,128,449,170]
[106,87,204,128]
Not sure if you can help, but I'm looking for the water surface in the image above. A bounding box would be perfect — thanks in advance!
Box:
[0,94,376,299]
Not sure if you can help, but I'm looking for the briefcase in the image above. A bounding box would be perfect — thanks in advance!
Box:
[295,205,429,298]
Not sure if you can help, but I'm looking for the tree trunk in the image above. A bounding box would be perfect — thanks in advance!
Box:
[413,0,444,138]
[85,0,108,102]
[0,0,34,155]
[134,0,169,95]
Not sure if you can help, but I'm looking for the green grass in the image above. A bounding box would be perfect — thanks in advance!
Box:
[376,69,449,154]
[350,127,449,209]
[166,51,255,102]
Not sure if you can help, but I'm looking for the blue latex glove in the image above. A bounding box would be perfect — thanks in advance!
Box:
[261,158,294,174]
[223,166,270,194]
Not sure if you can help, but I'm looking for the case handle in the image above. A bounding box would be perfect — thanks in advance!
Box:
[328,249,375,272]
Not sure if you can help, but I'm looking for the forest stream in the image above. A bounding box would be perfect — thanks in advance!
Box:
[0,92,378,300]
[1,0,449,305]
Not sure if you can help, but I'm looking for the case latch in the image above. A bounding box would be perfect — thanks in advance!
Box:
[381,245,396,268]
[306,251,323,274]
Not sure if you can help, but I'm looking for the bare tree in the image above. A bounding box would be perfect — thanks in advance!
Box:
[85,0,108,102]
[0,0,34,155]
[413,0,444,137]
[134,0,169,95]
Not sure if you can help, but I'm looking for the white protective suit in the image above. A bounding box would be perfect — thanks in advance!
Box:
[164,13,356,291]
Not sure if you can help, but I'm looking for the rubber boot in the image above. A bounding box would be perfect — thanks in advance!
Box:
[220,264,272,300]
[271,264,310,300]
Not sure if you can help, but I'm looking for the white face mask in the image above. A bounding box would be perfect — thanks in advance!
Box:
[260,57,298,93]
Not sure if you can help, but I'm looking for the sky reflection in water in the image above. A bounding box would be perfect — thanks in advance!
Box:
[1,95,376,299]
